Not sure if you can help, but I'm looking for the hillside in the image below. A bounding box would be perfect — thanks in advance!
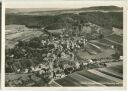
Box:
[6,11,123,29]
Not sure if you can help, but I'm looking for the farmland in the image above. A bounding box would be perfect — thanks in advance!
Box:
[6,25,44,49]
[106,34,123,44]
[77,35,122,60]
[5,62,123,87]
[55,64,123,86]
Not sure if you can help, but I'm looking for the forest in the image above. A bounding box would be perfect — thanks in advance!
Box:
[6,11,123,30]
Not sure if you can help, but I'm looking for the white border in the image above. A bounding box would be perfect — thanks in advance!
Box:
[1,1,128,91]
[1,0,5,89]
[5,1,125,8]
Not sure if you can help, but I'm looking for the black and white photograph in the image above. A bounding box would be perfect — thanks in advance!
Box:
[5,2,123,87]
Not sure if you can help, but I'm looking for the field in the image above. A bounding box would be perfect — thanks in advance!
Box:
[55,63,123,87]
[6,25,44,49]
[77,40,115,59]
[77,32,123,59]
[98,34,123,46]
[5,62,123,87]
[106,34,123,44]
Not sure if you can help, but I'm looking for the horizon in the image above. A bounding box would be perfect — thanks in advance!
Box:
[6,1,124,9]
[6,5,123,13]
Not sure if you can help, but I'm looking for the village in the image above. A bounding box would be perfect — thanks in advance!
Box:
[5,6,123,86]
[5,21,123,86]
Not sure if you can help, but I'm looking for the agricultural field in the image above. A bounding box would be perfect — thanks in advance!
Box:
[55,63,123,87]
[106,34,123,44]
[77,40,115,59]
[5,62,123,87]
[77,32,123,60]
[6,25,44,49]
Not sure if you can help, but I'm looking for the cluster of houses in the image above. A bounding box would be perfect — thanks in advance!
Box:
[6,22,123,84]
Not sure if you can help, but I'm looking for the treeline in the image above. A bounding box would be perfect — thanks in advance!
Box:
[6,11,123,30]
[79,12,123,29]
[80,6,123,11]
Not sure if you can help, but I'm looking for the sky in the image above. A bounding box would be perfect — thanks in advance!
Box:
[6,0,124,9]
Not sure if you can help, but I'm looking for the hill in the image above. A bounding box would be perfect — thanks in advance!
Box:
[6,6,123,29]
[6,6,122,15]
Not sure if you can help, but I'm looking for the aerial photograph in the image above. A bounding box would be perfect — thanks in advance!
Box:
[5,4,123,87]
